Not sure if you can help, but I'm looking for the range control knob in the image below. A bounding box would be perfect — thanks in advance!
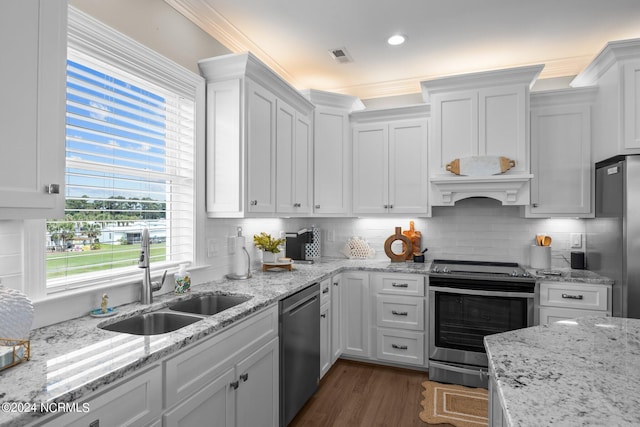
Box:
[431,266,439,273]
[442,266,450,274]
[511,270,519,277]
[522,270,532,278]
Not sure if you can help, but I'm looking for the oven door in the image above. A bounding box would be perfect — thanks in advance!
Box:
[429,286,534,368]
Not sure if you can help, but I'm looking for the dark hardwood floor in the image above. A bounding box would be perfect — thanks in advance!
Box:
[288,359,454,427]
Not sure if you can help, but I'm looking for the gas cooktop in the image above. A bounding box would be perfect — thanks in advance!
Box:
[429,259,534,281]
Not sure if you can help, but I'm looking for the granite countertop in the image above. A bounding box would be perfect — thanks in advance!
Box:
[485,316,640,426]
[0,258,430,427]
[529,268,614,286]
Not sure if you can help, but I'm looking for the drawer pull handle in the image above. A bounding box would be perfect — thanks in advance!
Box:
[392,283,409,288]
[230,381,239,390]
[333,282,339,286]
[322,288,329,294]
[562,293,584,300]
[392,344,408,350]
[321,313,326,318]
[240,373,248,382]
[391,310,408,316]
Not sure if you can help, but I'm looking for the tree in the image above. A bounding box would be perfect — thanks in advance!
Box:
[81,223,102,249]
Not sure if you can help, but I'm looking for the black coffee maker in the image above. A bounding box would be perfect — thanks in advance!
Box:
[285,229,314,263]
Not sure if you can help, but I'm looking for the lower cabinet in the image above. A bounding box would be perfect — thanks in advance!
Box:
[41,364,163,427]
[339,272,427,369]
[538,281,611,325]
[320,302,331,378]
[43,306,279,427]
[488,367,507,427]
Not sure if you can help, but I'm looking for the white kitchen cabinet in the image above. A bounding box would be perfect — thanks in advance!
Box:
[164,306,278,426]
[537,281,611,325]
[526,88,596,217]
[351,107,429,215]
[164,367,235,427]
[0,0,66,219]
[42,365,163,427]
[421,66,541,206]
[341,271,371,358]
[246,80,277,214]
[320,302,331,378]
[572,40,640,161]
[372,273,426,367]
[199,53,314,217]
[275,98,312,214]
[302,90,364,216]
[330,274,343,363]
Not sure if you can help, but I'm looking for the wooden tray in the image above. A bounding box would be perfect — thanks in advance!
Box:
[446,156,515,176]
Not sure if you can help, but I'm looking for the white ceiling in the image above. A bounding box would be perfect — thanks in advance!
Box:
[166,0,640,100]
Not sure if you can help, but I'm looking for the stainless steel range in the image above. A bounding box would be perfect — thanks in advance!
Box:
[428,259,536,388]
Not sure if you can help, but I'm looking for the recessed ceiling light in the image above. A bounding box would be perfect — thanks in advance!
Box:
[387,34,406,46]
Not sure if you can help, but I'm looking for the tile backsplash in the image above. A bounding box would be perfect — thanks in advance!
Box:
[0,220,23,291]
[204,198,586,276]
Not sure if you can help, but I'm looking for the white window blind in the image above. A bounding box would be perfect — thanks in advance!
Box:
[46,48,195,289]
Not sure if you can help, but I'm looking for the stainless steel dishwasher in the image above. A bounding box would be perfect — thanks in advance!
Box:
[279,283,320,426]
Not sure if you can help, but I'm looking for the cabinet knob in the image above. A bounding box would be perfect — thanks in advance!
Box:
[293,203,301,208]
[46,184,60,194]
[322,288,329,294]
[315,204,321,209]
[532,203,539,208]
[389,204,393,209]
[230,380,239,390]
[321,313,326,318]
[250,200,258,206]
[240,373,249,382]
[384,204,388,209]
[333,282,339,286]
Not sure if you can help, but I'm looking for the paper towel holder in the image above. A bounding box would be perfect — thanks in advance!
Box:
[226,227,252,280]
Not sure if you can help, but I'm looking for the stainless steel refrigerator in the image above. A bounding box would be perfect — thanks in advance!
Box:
[587,155,640,318]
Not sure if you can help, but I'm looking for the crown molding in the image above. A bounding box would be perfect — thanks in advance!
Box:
[571,38,640,87]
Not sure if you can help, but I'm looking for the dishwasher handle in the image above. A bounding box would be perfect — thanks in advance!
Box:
[281,283,320,315]
[284,294,318,316]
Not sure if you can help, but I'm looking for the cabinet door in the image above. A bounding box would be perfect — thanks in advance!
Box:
[314,109,350,214]
[320,302,331,378]
[538,306,608,326]
[388,120,429,214]
[246,80,276,213]
[431,91,478,175]
[529,105,591,216]
[164,368,235,427]
[0,0,66,219]
[353,124,388,214]
[276,99,296,213]
[341,272,370,357]
[331,274,343,362]
[235,338,279,427]
[624,61,640,149]
[479,85,528,173]
[293,113,312,213]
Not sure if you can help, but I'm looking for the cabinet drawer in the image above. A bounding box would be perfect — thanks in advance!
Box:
[320,278,331,306]
[164,305,278,408]
[539,306,610,326]
[46,365,162,427]
[376,295,424,331]
[539,282,609,311]
[374,273,425,296]
[375,328,424,366]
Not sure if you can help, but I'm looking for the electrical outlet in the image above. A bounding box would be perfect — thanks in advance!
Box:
[570,233,583,249]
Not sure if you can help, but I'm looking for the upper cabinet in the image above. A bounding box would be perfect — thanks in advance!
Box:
[572,39,640,163]
[301,90,364,216]
[199,53,314,217]
[0,0,67,220]
[351,106,430,216]
[421,65,542,206]
[526,88,597,218]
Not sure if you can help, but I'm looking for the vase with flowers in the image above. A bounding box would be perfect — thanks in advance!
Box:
[253,232,285,263]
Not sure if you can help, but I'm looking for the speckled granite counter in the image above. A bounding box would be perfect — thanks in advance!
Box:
[0,258,430,426]
[485,316,640,426]
[530,268,614,286]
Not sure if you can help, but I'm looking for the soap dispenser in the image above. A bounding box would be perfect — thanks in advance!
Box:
[174,264,191,294]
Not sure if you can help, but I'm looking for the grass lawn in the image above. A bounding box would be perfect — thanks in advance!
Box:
[46,243,167,279]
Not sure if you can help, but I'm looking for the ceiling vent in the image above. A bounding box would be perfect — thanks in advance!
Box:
[328,47,353,64]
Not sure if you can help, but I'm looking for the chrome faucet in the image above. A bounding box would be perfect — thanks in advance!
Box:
[139,228,167,304]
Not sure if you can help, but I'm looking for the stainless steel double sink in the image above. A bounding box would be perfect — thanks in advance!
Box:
[100,294,252,335]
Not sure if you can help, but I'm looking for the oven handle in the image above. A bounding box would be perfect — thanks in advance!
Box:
[429,286,534,299]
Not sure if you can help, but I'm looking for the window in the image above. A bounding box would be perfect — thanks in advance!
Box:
[45,8,199,291]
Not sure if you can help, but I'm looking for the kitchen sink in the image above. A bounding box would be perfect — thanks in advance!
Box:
[100,312,202,335]
[169,294,252,316]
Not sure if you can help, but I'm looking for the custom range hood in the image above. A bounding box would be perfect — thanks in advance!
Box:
[421,65,543,206]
